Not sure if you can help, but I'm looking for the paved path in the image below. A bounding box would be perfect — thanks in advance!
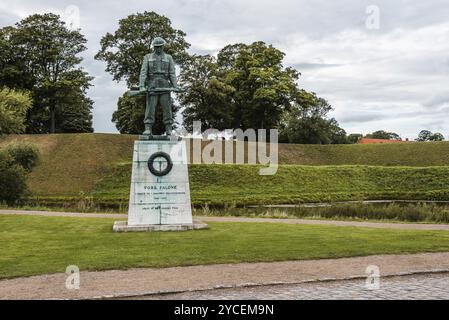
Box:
[2,209,449,231]
[2,252,449,299]
[144,273,449,300]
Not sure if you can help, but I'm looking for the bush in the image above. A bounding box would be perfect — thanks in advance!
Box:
[3,143,40,172]
[0,143,39,204]
[0,152,28,205]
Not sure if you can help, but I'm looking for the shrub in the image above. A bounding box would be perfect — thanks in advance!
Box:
[0,143,39,204]
[0,152,28,205]
[3,143,40,172]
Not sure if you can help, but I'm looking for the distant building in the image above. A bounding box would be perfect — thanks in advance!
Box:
[357,138,406,144]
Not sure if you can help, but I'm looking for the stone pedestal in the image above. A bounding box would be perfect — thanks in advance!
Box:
[113,138,207,232]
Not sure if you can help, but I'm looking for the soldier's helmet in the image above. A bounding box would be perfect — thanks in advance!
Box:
[151,37,166,47]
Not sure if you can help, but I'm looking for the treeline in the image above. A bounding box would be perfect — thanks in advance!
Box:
[1,11,444,144]
[347,130,445,143]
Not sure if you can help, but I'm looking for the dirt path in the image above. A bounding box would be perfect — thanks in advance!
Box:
[0,209,126,219]
[1,252,449,299]
[1,209,449,231]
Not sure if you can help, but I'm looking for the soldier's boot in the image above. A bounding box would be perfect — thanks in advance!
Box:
[165,124,172,136]
[143,124,152,136]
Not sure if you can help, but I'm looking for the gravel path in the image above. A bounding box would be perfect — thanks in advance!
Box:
[1,252,449,299]
[0,209,126,219]
[1,209,449,231]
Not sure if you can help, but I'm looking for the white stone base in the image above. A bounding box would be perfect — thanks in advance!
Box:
[112,220,208,232]
[127,139,193,226]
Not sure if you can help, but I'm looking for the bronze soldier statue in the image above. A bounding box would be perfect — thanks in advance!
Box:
[138,37,179,136]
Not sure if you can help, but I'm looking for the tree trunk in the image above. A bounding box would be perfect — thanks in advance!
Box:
[50,106,56,134]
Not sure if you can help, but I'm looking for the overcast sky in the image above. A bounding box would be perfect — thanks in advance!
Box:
[1,0,448,139]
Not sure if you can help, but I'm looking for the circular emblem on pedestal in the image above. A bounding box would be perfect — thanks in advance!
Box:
[147,151,173,176]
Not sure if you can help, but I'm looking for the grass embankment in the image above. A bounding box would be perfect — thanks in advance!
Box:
[62,164,449,208]
[26,163,449,208]
[2,214,449,279]
[2,134,449,207]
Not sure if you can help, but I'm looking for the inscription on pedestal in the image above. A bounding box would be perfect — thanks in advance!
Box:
[133,183,187,204]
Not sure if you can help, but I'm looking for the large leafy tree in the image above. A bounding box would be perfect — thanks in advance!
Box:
[95,11,190,133]
[225,42,300,130]
[178,55,235,132]
[179,42,300,134]
[0,13,94,133]
[279,91,347,144]
[416,130,445,142]
[95,11,190,86]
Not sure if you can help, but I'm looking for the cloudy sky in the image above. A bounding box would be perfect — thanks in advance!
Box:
[1,0,448,139]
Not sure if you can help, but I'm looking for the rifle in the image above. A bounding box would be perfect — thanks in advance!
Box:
[126,87,184,97]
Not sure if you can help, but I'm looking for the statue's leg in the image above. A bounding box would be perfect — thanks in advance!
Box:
[160,93,173,134]
[144,93,158,134]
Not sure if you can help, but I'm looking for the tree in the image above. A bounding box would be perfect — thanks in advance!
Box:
[179,42,300,135]
[95,11,190,87]
[112,94,146,134]
[279,91,347,144]
[56,93,93,133]
[430,132,445,141]
[0,27,33,90]
[95,11,190,133]
[178,55,235,132]
[112,93,179,135]
[225,42,300,131]
[0,87,32,135]
[416,130,445,142]
[365,130,401,140]
[416,130,432,141]
[0,13,94,133]
[347,133,363,144]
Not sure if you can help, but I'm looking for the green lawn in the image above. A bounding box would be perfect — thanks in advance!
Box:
[2,214,449,279]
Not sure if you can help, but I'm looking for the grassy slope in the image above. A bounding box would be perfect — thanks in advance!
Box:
[277,142,449,166]
[0,134,135,196]
[2,214,449,279]
[2,134,449,205]
[87,163,449,206]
